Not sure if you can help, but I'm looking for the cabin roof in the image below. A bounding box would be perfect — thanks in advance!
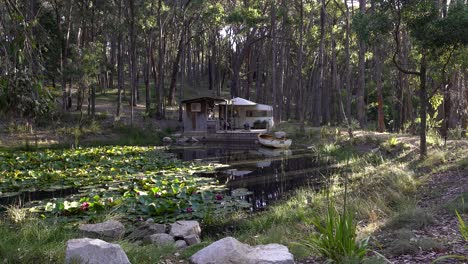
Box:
[181,97,226,104]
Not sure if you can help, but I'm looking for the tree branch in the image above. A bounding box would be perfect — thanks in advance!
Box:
[391,0,420,76]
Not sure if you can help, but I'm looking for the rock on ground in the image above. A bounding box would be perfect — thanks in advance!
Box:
[190,237,295,264]
[127,222,166,241]
[184,234,201,246]
[78,220,125,241]
[175,240,188,249]
[163,137,173,143]
[169,221,201,239]
[66,238,130,264]
[143,233,175,246]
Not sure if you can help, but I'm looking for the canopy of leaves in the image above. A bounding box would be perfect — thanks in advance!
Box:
[403,0,468,49]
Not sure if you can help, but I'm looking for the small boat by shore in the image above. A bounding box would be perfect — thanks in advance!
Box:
[257,134,292,149]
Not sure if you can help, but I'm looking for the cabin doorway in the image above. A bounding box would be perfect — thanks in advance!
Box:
[191,113,196,130]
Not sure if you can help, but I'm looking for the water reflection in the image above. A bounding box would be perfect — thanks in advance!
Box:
[170,144,332,210]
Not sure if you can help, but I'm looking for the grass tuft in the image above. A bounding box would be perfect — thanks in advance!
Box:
[387,206,434,230]
[3,205,29,223]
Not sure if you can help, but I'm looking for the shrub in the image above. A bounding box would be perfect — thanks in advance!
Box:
[427,130,442,147]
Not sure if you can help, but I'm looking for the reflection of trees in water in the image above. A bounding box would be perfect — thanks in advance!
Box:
[171,146,330,211]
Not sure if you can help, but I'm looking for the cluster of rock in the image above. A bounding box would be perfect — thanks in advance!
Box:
[66,219,201,263]
[66,219,295,264]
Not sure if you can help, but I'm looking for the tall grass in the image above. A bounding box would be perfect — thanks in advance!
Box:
[0,219,74,263]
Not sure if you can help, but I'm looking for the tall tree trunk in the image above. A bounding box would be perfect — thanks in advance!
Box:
[375,43,384,132]
[344,0,352,119]
[298,0,305,132]
[371,1,384,132]
[129,0,136,126]
[116,22,123,117]
[271,2,278,124]
[419,53,428,157]
[313,0,326,126]
[145,37,151,112]
[156,0,165,118]
[357,0,367,127]
[168,30,184,106]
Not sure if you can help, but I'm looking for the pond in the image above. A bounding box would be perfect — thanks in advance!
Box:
[0,144,334,221]
[170,143,334,210]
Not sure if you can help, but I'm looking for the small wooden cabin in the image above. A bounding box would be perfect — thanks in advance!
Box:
[181,97,226,133]
[181,97,274,139]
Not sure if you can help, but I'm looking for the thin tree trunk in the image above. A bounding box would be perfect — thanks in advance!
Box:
[419,53,428,157]
[168,31,184,106]
[145,37,151,112]
[271,2,278,124]
[344,0,351,119]
[357,0,367,127]
[313,0,326,126]
[298,0,305,132]
[375,44,384,132]
[129,0,136,126]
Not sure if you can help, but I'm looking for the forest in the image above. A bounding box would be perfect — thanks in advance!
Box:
[0,0,467,263]
[1,0,467,154]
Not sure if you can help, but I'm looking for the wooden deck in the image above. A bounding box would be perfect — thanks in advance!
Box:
[183,129,267,142]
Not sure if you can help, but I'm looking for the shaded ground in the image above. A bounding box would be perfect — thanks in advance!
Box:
[0,91,180,148]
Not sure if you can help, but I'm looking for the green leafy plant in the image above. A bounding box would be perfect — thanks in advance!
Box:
[455,210,468,241]
[303,199,369,263]
[387,136,398,147]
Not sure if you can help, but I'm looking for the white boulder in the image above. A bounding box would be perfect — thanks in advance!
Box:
[190,237,294,264]
[169,220,201,239]
[65,238,130,264]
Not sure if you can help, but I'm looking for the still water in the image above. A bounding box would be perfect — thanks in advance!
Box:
[170,143,333,210]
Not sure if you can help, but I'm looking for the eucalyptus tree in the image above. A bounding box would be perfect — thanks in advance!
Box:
[389,0,467,157]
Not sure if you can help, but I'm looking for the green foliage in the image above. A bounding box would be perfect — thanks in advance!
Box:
[387,136,398,147]
[426,129,442,147]
[303,199,369,263]
[225,6,266,27]
[401,0,467,49]
[0,74,55,119]
[203,3,225,27]
[0,3,55,120]
[353,10,392,44]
